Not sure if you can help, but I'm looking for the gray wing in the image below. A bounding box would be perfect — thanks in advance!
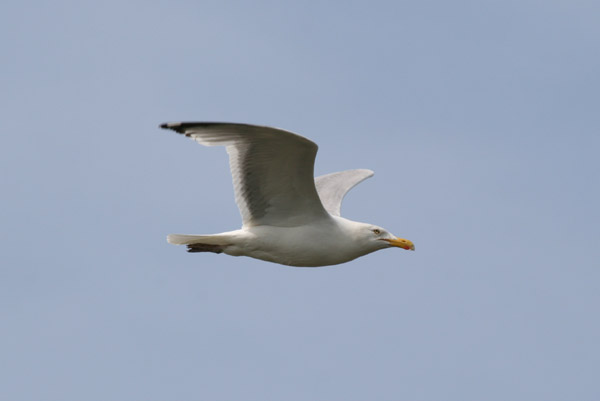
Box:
[315,169,374,217]
[161,122,329,227]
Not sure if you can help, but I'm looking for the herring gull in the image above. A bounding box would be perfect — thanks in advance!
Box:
[161,122,414,267]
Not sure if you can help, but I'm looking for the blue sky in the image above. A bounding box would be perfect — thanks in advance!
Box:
[2,0,599,400]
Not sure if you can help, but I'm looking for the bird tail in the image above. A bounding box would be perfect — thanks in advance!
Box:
[167,234,218,245]
[167,233,233,254]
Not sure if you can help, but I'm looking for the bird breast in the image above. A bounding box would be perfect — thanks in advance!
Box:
[231,219,365,267]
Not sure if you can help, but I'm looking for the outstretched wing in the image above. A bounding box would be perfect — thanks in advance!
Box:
[161,122,329,227]
[315,169,374,216]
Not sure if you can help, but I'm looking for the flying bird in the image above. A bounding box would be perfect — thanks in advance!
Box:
[161,122,414,267]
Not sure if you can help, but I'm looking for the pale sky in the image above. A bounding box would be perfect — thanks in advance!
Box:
[2,1,599,400]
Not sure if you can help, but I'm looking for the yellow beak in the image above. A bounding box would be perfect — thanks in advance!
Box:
[381,238,415,251]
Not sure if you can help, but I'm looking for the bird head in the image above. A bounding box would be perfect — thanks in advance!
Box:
[367,225,415,251]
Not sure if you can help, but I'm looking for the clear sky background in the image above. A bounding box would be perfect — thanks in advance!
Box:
[2,1,599,400]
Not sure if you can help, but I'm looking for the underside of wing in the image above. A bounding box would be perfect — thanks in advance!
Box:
[161,122,329,227]
[315,169,374,216]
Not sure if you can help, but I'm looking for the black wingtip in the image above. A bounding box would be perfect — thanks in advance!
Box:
[160,122,179,129]
[159,122,187,133]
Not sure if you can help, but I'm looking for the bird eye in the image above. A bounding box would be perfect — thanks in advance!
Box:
[372,229,381,235]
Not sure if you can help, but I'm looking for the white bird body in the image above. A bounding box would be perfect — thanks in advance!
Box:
[162,122,414,267]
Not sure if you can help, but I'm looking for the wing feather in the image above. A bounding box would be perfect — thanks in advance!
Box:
[315,169,374,216]
[161,122,329,227]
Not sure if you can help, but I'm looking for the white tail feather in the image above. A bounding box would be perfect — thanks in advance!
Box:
[167,234,217,245]
[167,233,235,246]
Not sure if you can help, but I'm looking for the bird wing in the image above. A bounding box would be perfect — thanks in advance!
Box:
[161,122,329,227]
[314,169,374,216]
